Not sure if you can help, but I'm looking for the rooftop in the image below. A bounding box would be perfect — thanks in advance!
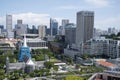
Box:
[98,60,117,67]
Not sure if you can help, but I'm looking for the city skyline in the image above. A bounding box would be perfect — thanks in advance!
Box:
[0,0,120,30]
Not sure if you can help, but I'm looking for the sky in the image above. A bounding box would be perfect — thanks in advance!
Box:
[0,0,120,30]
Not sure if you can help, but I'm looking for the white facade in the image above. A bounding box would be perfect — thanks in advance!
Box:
[38,25,46,39]
[6,15,12,31]
[7,31,14,39]
[20,38,48,50]
[15,20,27,38]
[6,15,14,38]
[61,19,69,35]
[82,37,120,58]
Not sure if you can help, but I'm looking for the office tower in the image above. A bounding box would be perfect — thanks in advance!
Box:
[32,25,37,34]
[15,20,27,38]
[6,15,12,31]
[46,28,50,36]
[50,18,58,36]
[76,11,94,44]
[6,15,14,38]
[108,27,116,35]
[58,26,63,35]
[65,23,76,45]
[0,25,4,30]
[0,25,4,34]
[61,19,69,35]
[38,25,46,39]
[62,19,69,27]
[0,28,1,34]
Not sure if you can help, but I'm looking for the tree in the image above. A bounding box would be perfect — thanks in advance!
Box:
[0,50,3,55]
[53,65,58,71]
[117,32,120,36]
[29,72,35,77]
[75,64,80,69]
[44,62,54,69]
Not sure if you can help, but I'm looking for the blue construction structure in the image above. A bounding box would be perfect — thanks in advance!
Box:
[18,34,31,62]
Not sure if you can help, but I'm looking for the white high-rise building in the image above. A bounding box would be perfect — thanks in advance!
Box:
[6,15,14,38]
[61,19,69,35]
[15,20,27,38]
[76,11,94,46]
[62,19,69,27]
[38,25,46,39]
[6,15,12,31]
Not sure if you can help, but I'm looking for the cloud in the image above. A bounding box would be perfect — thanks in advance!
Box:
[85,0,111,8]
[95,15,120,30]
[0,12,50,28]
[13,12,50,27]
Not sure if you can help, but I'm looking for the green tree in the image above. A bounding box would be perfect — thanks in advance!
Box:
[29,72,35,77]
[53,65,58,71]
[117,32,120,36]
[44,62,54,69]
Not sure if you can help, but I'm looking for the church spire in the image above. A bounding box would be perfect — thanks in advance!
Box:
[23,34,27,47]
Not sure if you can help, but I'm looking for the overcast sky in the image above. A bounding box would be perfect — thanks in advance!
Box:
[0,0,120,30]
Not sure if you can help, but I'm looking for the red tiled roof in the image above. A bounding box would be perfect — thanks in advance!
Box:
[98,60,116,67]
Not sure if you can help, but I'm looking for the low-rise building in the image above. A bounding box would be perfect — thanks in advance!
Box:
[0,38,18,51]
[82,37,120,58]
[96,60,117,69]
[18,38,48,50]
[64,48,80,59]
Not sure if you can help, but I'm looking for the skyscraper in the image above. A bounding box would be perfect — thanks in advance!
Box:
[60,19,69,35]
[62,19,69,27]
[0,25,4,34]
[32,25,37,34]
[50,18,58,36]
[15,20,27,38]
[6,15,12,31]
[65,23,76,45]
[76,11,94,45]
[38,25,46,39]
[6,15,14,38]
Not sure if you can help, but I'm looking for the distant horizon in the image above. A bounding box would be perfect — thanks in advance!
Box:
[0,0,120,30]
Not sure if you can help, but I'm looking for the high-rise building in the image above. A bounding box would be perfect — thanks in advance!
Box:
[59,19,69,35]
[62,19,69,27]
[6,15,12,31]
[32,25,38,34]
[0,25,4,30]
[0,25,4,34]
[65,23,76,45]
[15,20,27,38]
[38,25,46,39]
[76,11,94,45]
[6,15,14,38]
[50,18,58,36]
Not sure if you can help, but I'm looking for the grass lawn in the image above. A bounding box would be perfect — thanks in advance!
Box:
[50,57,59,62]
[63,76,85,80]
